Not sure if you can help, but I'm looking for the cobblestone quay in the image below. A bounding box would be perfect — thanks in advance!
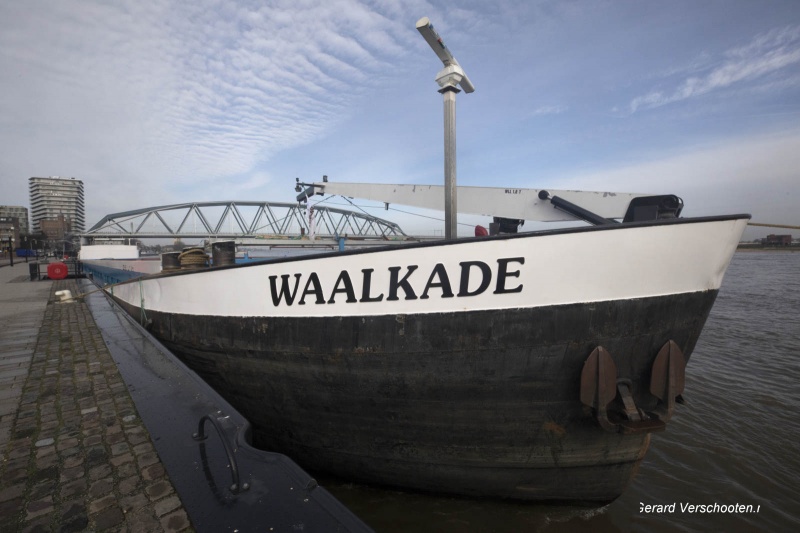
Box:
[0,263,191,532]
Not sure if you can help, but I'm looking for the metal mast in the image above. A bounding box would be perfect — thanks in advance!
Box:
[416,17,474,240]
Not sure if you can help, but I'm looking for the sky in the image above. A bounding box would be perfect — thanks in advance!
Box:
[1,0,799,240]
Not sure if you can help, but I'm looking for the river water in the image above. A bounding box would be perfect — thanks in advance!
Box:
[322,251,800,532]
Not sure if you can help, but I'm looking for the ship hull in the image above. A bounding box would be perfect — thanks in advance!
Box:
[106,215,748,501]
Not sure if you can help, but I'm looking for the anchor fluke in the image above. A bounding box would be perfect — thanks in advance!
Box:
[650,340,686,421]
[580,346,619,432]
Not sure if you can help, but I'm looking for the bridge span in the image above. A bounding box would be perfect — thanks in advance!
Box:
[81,201,413,246]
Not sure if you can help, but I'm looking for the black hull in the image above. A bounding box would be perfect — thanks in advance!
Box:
[113,288,718,502]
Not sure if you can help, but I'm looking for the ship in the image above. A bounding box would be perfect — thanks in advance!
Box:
[100,181,750,502]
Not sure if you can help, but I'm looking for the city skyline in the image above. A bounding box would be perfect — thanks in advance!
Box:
[1,1,799,239]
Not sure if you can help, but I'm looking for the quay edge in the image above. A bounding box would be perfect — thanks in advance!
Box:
[0,262,372,532]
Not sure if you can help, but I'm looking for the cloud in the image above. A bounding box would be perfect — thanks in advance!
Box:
[0,0,436,220]
[630,25,800,112]
[531,105,568,116]
[554,130,800,233]
[2,0,798,244]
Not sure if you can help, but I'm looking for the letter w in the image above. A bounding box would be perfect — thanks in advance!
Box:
[269,274,302,306]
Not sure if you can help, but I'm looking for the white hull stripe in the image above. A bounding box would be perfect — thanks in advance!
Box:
[108,217,748,318]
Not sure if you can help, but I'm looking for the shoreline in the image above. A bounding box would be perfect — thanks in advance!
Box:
[736,246,800,252]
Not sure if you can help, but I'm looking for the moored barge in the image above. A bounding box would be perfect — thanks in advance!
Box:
[104,199,749,502]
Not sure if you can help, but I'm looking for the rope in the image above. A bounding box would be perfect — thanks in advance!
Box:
[321,198,477,228]
[178,247,209,268]
[64,283,116,301]
[748,222,800,230]
[339,195,380,220]
[139,277,149,326]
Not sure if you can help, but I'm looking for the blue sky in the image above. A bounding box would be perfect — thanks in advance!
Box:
[1,0,799,238]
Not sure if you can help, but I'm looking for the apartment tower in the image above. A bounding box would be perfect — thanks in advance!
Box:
[28,176,85,233]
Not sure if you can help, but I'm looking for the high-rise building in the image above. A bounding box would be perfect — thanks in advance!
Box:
[29,176,85,233]
[0,206,29,235]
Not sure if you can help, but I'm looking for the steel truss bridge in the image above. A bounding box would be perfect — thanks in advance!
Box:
[82,201,408,245]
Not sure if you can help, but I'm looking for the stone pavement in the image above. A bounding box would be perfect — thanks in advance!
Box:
[0,263,192,532]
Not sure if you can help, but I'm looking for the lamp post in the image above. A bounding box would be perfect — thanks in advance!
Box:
[416,17,474,240]
[8,236,13,267]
